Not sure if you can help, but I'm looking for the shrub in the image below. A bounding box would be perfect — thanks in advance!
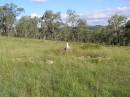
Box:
[80,43,102,50]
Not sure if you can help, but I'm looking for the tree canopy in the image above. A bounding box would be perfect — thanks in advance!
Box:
[0,3,130,46]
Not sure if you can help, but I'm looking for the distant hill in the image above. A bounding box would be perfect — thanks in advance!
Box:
[88,25,106,30]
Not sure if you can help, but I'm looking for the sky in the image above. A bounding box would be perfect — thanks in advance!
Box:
[0,0,130,25]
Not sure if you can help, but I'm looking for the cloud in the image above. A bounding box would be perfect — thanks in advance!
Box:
[29,6,130,25]
[31,13,40,18]
[61,13,67,23]
[80,6,130,25]
[17,16,22,20]
[32,0,48,3]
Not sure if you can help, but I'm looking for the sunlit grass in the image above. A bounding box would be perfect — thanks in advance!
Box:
[0,36,130,97]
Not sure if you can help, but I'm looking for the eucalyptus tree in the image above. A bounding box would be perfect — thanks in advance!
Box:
[108,14,127,45]
[0,3,24,36]
[124,20,130,45]
[66,10,80,41]
[16,16,39,38]
[77,19,88,42]
[41,10,62,40]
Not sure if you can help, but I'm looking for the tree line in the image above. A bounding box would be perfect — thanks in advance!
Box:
[0,3,130,45]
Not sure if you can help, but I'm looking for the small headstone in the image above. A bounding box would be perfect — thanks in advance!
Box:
[64,42,70,51]
[46,60,54,64]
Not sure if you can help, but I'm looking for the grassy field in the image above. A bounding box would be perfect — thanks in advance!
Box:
[0,37,130,97]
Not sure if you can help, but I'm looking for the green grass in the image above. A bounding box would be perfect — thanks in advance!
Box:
[0,36,130,97]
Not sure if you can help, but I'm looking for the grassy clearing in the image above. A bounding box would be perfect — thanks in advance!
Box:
[0,37,130,97]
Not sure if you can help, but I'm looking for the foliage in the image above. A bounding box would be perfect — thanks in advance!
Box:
[0,3,24,36]
[15,16,39,38]
[125,20,130,45]
[107,14,127,45]
[0,3,130,46]
[80,43,102,49]
[41,10,62,39]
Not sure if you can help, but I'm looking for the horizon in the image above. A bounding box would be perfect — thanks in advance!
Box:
[0,0,130,25]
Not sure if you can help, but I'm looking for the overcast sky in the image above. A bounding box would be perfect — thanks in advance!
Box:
[0,0,130,25]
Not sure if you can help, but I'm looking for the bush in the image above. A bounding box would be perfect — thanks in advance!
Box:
[80,43,102,50]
